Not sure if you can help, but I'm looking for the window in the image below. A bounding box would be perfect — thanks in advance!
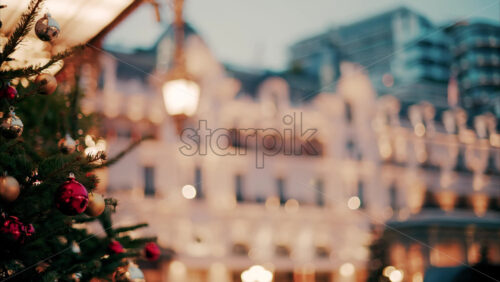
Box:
[275,245,291,257]
[235,174,244,202]
[195,166,203,199]
[315,246,331,258]
[389,184,398,211]
[232,242,249,256]
[316,179,325,207]
[277,178,286,205]
[345,102,353,123]
[144,166,155,196]
[358,181,365,209]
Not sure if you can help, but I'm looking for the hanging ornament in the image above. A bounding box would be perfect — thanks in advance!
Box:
[0,216,23,241]
[35,73,57,95]
[34,13,60,42]
[26,170,42,186]
[58,133,77,154]
[55,173,89,215]
[71,241,81,254]
[108,240,124,254]
[0,108,23,139]
[0,215,35,243]
[113,261,145,282]
[127,261,145,282]
[0,85,17,100]
[0,174,20,202]
[71,272,82,282]
[85,193,105,217]
[144,242,161,261]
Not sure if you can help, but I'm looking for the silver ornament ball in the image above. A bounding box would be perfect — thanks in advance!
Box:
[58,134,77,154]
[127,262,145,282]
[35,13,60,42]
[1,110,23,139]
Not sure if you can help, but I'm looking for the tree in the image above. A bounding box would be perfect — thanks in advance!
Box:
[0,0,159,280]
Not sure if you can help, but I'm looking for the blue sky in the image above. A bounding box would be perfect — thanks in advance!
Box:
[105,0,500,70]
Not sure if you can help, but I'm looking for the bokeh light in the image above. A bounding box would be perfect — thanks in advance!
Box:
[182,185,197,199]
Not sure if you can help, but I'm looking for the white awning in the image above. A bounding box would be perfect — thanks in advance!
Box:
[1,0,138,47]
[0,0,141,76]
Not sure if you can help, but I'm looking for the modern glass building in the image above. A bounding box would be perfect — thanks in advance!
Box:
[288,7,500,114]
[445,21,500,116]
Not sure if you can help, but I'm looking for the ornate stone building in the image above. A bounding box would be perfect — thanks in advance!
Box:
[80,21,500,282]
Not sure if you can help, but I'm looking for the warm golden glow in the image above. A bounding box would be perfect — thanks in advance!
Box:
[284,199,299,213]
[182,185,197,199]
[339,262,355,277]
[408,244,424,275]
[389,270,404,282]
[162,79,200,116]
[84,135,106,158]
[241,265,273,282]
[468,243,481,264]
[471,193,489,217]
[265,196,280,211]
[407,183,426,214]
[430,242,464,267]
[412,273,423,282]
[435,190,457,212]
[383,266,396,277]
[414,123,426,137]
[378,135,393,160]
[347,196,361,210]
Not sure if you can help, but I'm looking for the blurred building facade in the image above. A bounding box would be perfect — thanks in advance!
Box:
[80,7,500,282]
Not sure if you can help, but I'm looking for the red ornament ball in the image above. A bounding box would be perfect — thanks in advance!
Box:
[55,175,89,215]
[0,216,23,241]
[0,215,35,243]
[144,242,161,261]
[108,240,124,254]
[1,86,17,99]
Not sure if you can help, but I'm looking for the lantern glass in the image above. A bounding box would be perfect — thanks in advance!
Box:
[162,79,200,116]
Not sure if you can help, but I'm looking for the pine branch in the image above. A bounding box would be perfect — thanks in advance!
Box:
[95,136,153,168]
[113,223,148,234]
[120,237,156,248]
[73,215,98,224]
[1,0,45,64]
[0,45,85,79]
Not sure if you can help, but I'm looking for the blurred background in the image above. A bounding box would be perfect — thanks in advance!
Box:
[4,0,500,281]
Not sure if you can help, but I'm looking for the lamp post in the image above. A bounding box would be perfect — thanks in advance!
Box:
[162,0,200,133]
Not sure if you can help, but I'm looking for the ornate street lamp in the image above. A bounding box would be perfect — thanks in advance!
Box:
[162,0,200,133]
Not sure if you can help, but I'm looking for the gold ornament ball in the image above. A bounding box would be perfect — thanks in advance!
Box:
[85,193,105,217]
[0,176,20,202]
[35,73,57,95]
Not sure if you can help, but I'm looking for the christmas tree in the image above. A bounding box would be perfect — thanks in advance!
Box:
[0,0,161,281]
